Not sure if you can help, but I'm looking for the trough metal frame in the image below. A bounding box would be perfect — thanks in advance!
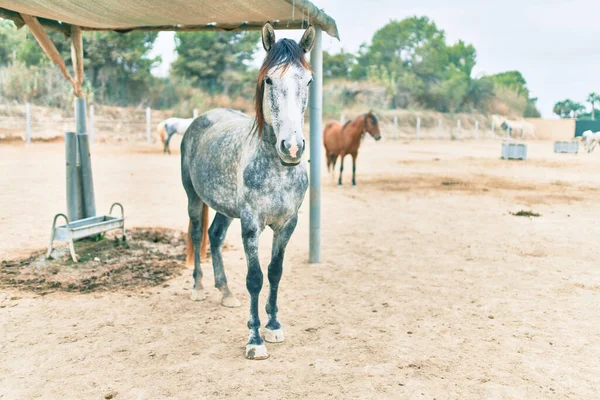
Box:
[47,203,126,262]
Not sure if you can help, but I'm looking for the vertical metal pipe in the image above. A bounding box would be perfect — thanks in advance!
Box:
[437,118,442,140]
[340,114,345,124]
[26,102,31,145]
[75,97,96,219]
[65,131,81,221]
[89,104,95,144]
[309,27,322,264]
[475,120,479,140]
[193,108,198,118]
[146,107,151,143]
[416,117,420,140]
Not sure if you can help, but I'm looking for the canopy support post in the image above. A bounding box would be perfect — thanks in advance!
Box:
[309,26,322,264]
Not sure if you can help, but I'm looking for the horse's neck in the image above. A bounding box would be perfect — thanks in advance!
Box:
[347,116,365,143]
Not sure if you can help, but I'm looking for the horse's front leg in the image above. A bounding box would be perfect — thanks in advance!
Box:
[241,210,267,360]
[265,214,298,344]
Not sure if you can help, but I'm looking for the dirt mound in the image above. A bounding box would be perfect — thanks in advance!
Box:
[0,227,189,294]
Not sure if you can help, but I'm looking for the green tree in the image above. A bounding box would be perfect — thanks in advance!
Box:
[323,50,355,80]
[553,99,584,119]
[446,40,476,77]
[365,16,448,80]
[172,31,259,95]
[587,92,600,120]
[489,71,529,97]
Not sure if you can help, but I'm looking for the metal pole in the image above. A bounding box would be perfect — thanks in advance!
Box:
[393,116,398,140]
[416,117,421,140]
[26,102,31,145]
[89,104,95,144]
[65,131,81,221]
[437,118,442,140]
[309,26,322,264]
[340,114,345,124]
[146,107,151,143]
[475,120,479,140]
[193,108,198,118]
[75,97,96,219]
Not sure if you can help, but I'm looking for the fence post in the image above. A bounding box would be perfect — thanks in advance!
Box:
[437,118,442,140]
[416,117,421,140]
[89,104,95,144]
[491,121,495,139]
[457,119,461,140]
[146,107,151,144]
[475,120,479,140]
[193,108,198,118]
[393,116,398,140]
[25,102,31,145]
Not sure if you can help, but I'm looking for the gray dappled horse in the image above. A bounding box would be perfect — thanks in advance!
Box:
[180,23,316,360]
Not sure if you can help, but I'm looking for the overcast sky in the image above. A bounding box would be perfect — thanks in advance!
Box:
[149,0,600,117]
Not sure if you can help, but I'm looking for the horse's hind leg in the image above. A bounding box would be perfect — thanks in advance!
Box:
[188,196,207,301]
[208,212,240,308]
[264,214,298,344]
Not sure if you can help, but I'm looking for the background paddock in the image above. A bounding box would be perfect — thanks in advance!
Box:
[1,139,599,398]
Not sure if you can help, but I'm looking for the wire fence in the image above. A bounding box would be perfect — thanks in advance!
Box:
[0,102,533,144]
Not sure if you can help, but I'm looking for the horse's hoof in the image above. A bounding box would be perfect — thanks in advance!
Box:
[264,327,285,343]
[245,344,269,360]
[221,294,241,308]
[190,289,206,301]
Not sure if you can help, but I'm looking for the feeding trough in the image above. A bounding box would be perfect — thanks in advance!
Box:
[501,143,527,160]
[554,141,579,154]
[47,203,125,262]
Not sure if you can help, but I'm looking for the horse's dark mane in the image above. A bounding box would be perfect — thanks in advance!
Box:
[253,39,311,136]
[343,120,351,129]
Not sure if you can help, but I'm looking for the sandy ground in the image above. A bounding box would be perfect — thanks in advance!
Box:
[1,138,600,399]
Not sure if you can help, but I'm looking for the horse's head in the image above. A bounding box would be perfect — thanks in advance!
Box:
[364,110,381,141]
[255,23,315,165]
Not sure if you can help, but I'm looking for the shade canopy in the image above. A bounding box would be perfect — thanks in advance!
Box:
[0,0,339,38]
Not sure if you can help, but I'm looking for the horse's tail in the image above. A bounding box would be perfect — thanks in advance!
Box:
[186,203,210,266]
[157,121,167,147]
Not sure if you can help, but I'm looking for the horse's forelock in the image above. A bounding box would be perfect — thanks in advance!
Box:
[253,39,311,136]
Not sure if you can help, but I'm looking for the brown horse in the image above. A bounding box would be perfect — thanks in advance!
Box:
[323,111,381,186]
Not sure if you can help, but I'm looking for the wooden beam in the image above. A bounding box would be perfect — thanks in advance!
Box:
[0,8,71,36]
[20,14,81,97]
[70,25,84,89]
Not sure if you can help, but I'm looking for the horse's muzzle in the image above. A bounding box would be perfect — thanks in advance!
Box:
[374,135,382,141]
[279,138,306,164]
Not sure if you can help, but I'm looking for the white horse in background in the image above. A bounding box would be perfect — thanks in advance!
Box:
[157,117,194,154]
[577,130,600,153]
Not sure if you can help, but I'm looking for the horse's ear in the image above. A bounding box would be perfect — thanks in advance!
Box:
[262,22,276,52]
[299,25,316,53]
[368,109,373,115]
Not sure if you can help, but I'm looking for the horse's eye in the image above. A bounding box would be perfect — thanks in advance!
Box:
[265,77,273,85]
[307,78,313,86]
